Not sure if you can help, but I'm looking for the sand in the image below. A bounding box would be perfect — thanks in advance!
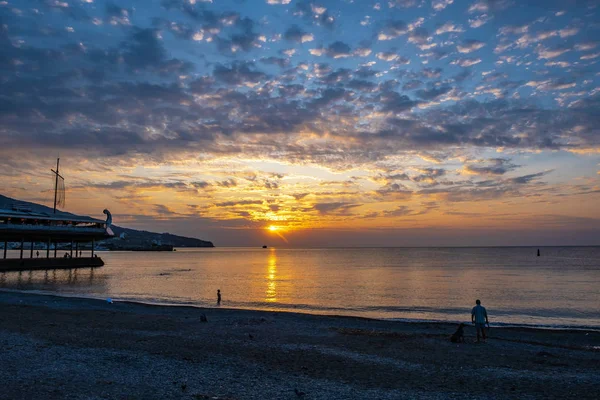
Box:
[0,291,598,400]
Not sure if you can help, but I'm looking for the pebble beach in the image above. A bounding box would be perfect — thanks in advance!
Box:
[0,291,598,399]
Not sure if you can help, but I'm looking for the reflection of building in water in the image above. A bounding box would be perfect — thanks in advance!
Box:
[0,267,108,293]
[266,249,277,302]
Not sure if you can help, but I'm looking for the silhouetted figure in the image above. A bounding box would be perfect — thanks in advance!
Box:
[450,323,465,343]
[471,299,489,343]
[537,249,540,257]
[217,289,221,305]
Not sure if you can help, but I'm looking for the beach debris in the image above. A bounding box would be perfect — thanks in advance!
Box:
[200,313,208,322]
[106,298,113,304]
[294,388,306,397]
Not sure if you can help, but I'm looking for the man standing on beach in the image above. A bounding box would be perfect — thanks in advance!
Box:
[471,299,489,343]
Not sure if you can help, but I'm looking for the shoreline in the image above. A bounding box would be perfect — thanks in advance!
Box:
[1,287,599,333]
[0,290,599,399]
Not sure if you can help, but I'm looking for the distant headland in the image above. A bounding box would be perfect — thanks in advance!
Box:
[0,194,214,250]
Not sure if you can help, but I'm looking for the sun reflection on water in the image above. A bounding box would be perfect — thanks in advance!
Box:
[266,248,277,302]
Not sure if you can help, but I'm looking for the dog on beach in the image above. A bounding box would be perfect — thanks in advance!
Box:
[450,323,465,343]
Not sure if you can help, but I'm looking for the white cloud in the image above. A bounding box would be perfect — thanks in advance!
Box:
[301,33,314,43]
[451,58,481,67]
[457,40,485,53]
[355,48,372,57]
[581,52,600,60]
[536,45,570,60]
[435,22,464,35]
[432,0,453,11]
[376,52,400,61]
[192,30,204,41]
[468,14,491,28]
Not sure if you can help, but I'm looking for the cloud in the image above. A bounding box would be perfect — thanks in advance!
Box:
[295,1,335,28]
[468,0,512,14]
[451,57,482,67]
[310,41,353,58]
[457,39,485,53]
[415,85,452,100]
[383,205,414,217]
[378,20,409,40]
[313,202,361,215]
[432,0,454,11]
[468,14,491,28]
[283,25,314,43]
[388,0,423,7]
[509,171,552,184]
[536,45,571,59]
[526,78,576,91]
[215,200,263,207]
[435,22,465,35]
[105,2,132,26]
[376,52,401,61]
[213,61,267,86]
[463,158,518,175]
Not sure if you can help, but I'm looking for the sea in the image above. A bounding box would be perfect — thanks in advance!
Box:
[2,246,599,329]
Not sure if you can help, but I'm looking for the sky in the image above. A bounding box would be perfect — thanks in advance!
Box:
[1,0,600,247]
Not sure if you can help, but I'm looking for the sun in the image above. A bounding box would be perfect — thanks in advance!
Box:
[268,225,278,232]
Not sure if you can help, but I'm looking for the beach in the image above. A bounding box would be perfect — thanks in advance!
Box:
[0,291,598,399]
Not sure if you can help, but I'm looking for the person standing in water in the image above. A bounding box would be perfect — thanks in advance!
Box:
[471,299,489,343]
[217,289,221,305]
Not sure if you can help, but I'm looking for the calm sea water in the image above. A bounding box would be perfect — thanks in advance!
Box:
[2,247,599,328]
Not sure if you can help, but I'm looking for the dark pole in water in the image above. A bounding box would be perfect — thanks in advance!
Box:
[3,241,6,259]
[70,240,73,258]
[75,242,79,258]
[91,238,95,258]
[20,238,24,259]
[30,241,33,258]
[54,241,57,258]
[47,238,50,258]
[537,249,540,257]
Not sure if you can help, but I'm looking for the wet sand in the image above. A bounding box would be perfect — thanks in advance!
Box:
[0,291,598,399]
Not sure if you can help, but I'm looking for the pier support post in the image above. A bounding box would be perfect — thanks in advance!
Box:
[70,240,73,258]
[75,242,79,258]
[3,241,6,259]
[91,239,95,258]
[20,238,24,259]
[54,242,57,258]
[47,238,51,258]
[30,241,34,258]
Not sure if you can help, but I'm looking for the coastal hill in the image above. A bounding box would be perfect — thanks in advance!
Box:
[0,194,214,249]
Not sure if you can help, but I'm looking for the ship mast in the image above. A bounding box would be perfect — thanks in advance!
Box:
[51,158,64,214]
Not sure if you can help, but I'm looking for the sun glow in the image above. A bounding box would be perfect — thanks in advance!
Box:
[267,225,289,243]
